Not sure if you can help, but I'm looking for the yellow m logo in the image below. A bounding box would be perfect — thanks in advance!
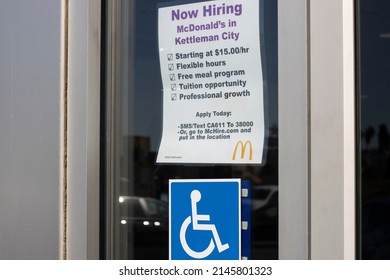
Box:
[232,140,253,160]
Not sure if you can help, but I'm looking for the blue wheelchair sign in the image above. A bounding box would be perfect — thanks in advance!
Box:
[169,179,241,260]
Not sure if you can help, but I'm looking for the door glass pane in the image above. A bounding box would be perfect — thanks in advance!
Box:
[102,0,278,260]
[359,0,390,259]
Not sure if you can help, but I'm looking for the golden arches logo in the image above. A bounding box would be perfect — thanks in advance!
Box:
[232,140,253,160]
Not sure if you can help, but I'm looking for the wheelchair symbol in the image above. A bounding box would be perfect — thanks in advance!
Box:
[180,190,229,259]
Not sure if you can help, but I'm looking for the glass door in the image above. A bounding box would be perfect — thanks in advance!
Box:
[101,0,278,260]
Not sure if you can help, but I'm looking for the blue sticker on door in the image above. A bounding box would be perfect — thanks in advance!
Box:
[169,179,241,260]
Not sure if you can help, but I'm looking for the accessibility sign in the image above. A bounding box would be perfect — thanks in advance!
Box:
[169,179,241,260]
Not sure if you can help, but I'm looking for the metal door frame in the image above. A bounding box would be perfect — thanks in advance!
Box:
[65,0,356,260]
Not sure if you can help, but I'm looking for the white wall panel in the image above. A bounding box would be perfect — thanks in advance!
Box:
[0,0,62,260]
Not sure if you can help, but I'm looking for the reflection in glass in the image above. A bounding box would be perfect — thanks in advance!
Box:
[359,0,390,259]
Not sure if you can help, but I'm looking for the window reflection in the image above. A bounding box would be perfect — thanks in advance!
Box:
[360,0,390,259]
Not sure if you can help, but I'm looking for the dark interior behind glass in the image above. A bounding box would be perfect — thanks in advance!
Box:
[359,0,390,260]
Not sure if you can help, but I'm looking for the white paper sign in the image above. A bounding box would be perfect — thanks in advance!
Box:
[157,0,264,164]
